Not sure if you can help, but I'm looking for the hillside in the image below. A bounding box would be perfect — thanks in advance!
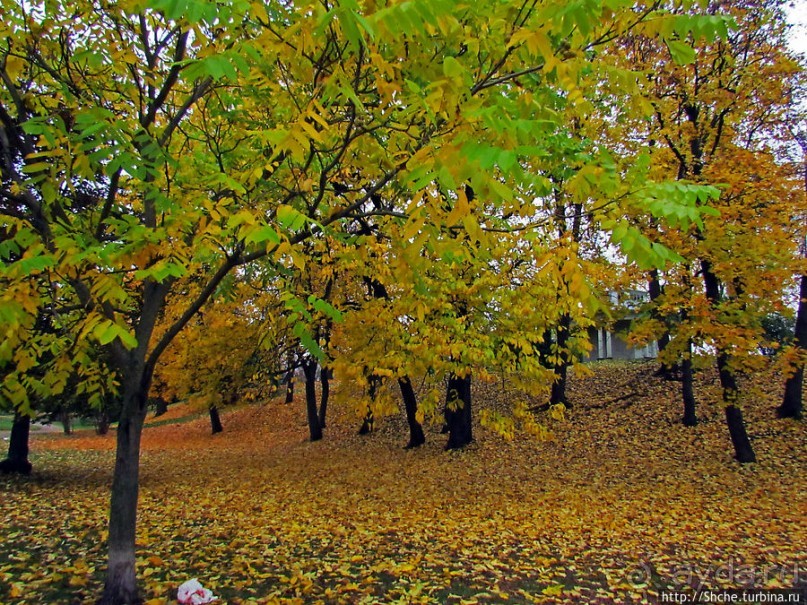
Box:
[1,360,805,604]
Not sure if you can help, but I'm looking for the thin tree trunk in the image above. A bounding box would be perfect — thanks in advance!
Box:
[359,373,381,435]
[725,405,756,463]
[358,407,374,434]
[398,376,425,448]
[0,412,32,475]
[98,387,148,605]
[284,374,294,404]
[550,315,571,407]
[444,373,472,450]
[60,408,72,435]
[702,260,756,463]
[681,342,698,426]
[318,367,330,429]
[153,397,168,417]
[778,272,806,419]
[649,269,673,377]
[284,349,296,404]
[302,359,322,442]
[96,408,110,435]
[209,405,223,434]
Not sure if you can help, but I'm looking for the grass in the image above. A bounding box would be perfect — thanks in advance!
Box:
[0,415,14,431]
[0,360,805,604]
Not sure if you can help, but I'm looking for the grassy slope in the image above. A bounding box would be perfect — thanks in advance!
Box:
[0,361,804,604]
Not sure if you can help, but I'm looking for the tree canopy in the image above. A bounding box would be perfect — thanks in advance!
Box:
[1,0,803,602]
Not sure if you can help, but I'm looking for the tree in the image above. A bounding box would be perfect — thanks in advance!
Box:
[621,0,805,461]
[1,0,734,601]
[778,132,807,419]
[0,411,31,474]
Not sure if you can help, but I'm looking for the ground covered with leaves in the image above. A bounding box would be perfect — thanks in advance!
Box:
[1,361,805,604]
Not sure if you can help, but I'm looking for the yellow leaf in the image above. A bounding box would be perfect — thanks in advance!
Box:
[542,584,564,596]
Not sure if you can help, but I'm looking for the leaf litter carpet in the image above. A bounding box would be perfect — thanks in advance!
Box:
[1,361,804,604]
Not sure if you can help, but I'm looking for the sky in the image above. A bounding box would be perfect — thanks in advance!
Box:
[785,0,807,56]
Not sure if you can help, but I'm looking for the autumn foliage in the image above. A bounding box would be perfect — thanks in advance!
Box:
[1,361,805,604]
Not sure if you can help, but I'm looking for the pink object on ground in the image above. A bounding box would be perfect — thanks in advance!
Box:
[177,578,218,604]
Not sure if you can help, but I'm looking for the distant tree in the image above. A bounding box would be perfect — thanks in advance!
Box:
[622,0,805,461]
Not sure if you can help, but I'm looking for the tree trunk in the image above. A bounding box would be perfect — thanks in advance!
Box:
[358,408,374,434]
[284,374,294,404]
[550,315,571,407]
[98,387,148,605]
[398,376,425,449]
[649,269,673,377]
[702,260,756,463]
[96,408,110,435]
[778,272,806,419]
[444,373,472,450]
[0,412,32,475]
[302,359,322,442]
[60,408,72,435]
[152,397,168,417]
[725,405,756,463]
[359,373,381,435]
[681,340,698,426]
[209,405,223,434]
[318,367,330,429]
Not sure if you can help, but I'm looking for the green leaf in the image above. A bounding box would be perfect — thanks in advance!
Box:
[94,320,138,350]
[245,225,281,246]
[666,40,696,65]
[277,205,308,231]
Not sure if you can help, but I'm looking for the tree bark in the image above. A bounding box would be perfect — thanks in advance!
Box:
[702,260,756,463]
[209,405,223,434]
[0,412,32,475]
[681,340,698,426]
[649,269,673,377]
[284,374,294,404]
[778,272,806,419]
[98,385,148,605]
[59,408,72,434]
[550,315,571,407]
[358,407,374,434]
[398,376,425,448]
[725,405,756,463]
[302,358,322,442]
[152,397,168,417]
[444,373,472,450]
[96,408,110,435]
[318,367,330,429]
[359,373,381,435]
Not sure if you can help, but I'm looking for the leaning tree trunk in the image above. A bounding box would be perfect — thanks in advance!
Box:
[98,382,149,605]
[0,412,32,475]
[702,261,756,463]
[398,376,425,448]
[209,405,223,434]
[778,272,806,419]
[318,367,330,429]
[302,359,322,442]
[444,373,472,450]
